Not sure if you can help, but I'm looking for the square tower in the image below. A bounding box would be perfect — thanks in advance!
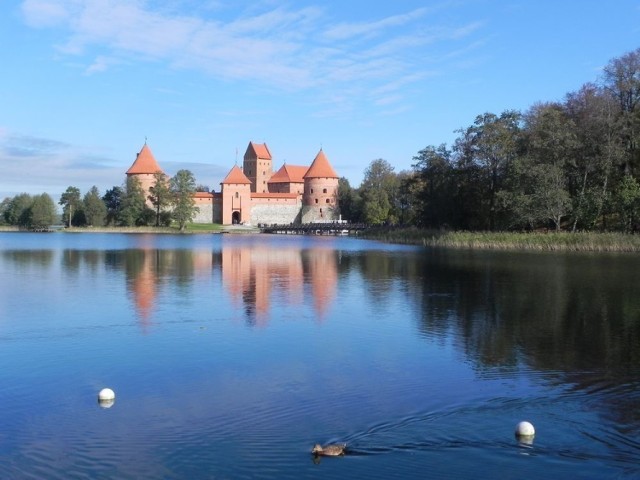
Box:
[243,142,273,193]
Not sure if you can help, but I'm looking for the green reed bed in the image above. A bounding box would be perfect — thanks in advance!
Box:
[362,227,640,252]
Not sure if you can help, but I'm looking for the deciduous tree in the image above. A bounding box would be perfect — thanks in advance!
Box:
[83,186,107,227]
[0,197,10,225]
[4,193,33,226]
[411,144,454,228]
[615,174,640,232]
[455,111,522,230]
[603,47,640,175]
[337,177,361,223]
[148,172,172,227]
[28,193,57,230]
[118,177,147,226]
[360,159,399,224]
[520,103,577,230]
[170,169,198,231]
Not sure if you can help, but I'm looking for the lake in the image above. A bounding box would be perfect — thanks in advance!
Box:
[0,232,638,479]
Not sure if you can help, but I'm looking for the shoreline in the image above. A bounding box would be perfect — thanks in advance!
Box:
[0,225,260,235]
[2,225,640,252]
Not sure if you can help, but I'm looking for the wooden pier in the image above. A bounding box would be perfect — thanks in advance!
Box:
[260,223,368,236]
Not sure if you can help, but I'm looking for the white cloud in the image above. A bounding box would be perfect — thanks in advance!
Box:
[21,0,70,27]
[20,0,487,111]
[324,7,430,41]
[85,55,117,74]
[0,131,122,198]
[374,94,403,107]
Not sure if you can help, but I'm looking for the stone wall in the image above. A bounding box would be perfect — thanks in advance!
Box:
[192,200,222,224]
[301,205,340,223]
[250,204,302,225]
[192,203,213,223]
[212,203,222,224]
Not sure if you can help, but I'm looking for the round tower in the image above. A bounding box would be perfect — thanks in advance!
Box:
[125,142,164,205]
[302,149,339,223]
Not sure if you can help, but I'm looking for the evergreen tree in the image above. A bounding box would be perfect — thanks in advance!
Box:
[103,186,124,226]
[59,186,81,227]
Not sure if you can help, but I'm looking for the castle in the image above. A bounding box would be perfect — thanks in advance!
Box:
[125,141,340,225]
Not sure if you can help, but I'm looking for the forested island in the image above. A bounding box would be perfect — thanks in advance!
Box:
[1,48,640,249]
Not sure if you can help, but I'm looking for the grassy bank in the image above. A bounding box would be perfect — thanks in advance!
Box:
[361,227,640,252]
[0,224,258,234]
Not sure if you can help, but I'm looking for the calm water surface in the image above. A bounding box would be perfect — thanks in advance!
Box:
[0,232,638,479]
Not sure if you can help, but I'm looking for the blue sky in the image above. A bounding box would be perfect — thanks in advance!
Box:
[1,0,639,200]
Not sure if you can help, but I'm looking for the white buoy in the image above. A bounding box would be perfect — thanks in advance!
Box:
[98,388,115,402]
[515,421,535,438]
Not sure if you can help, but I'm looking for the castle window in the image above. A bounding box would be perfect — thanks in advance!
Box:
[323,188,327,193]
[326,198,330,203]
[235,192,239,198]
[310,188,314,194]
[315,198,318,204]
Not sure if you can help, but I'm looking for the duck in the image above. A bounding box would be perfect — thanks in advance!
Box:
[311,443,347,456]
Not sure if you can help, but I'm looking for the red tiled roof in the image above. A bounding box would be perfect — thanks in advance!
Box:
[194,191,214,198]
[126,143,163,175]
[268,164,308,184]
[303,149,338,179]
[245,141,272,160]
[221,165,252,185]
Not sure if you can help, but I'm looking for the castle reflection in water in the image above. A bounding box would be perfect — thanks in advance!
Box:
[127,239,338,328]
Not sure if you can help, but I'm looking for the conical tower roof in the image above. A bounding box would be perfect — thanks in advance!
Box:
[303,149,338,179]
[126,143,163,175]
[221,165,252,185]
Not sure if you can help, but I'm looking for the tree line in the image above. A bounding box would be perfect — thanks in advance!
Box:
[3,48,639,233]
[339,47,640,232]
[1,170,199,231]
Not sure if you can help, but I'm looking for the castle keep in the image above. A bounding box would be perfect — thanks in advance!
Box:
[125,141,340,225]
